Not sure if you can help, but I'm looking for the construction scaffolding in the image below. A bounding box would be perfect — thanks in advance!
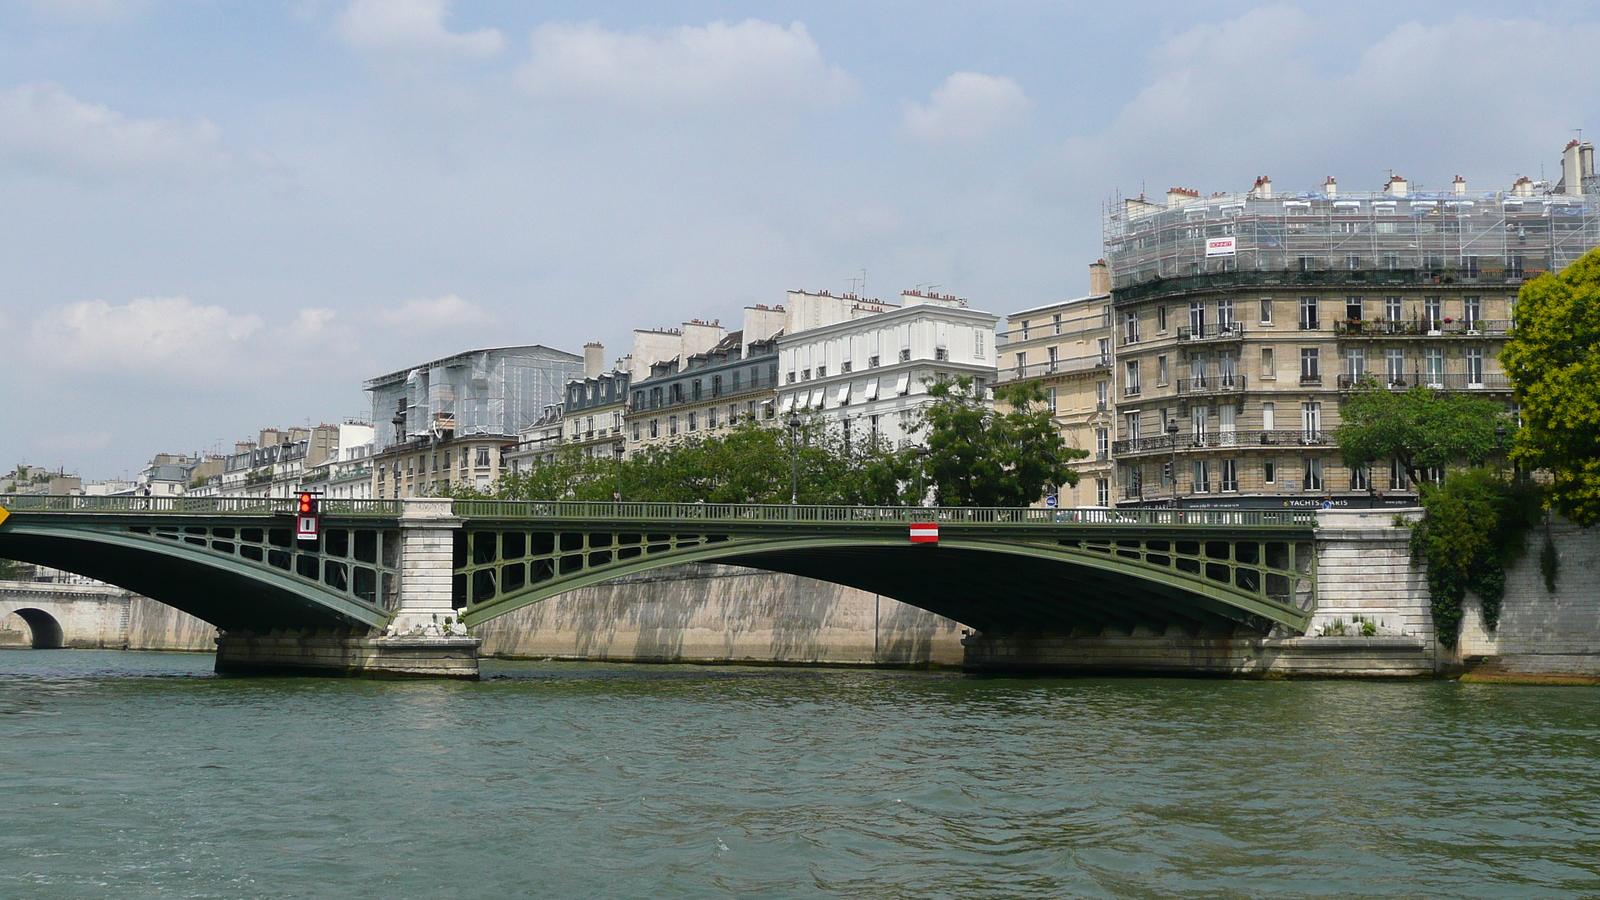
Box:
[1104,184,1600,292]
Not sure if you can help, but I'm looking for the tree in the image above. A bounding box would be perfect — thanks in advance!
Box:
[0,558,30,580]
[1333,382,1508,487]
[1501,247,1600,525]
[909,376,1087,507]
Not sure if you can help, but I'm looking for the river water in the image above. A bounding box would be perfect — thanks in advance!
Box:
[3,651,1599,899]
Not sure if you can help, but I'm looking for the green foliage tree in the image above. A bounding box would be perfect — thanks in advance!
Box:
[909,377,1087,507]
[1409,469,1543,648]
[1502,247,1600,525]
[467,419,909,506]
[0,558,30,580]
[1333,383,1507,486]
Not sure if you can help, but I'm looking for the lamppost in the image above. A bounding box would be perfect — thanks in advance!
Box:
[612,442,624,503]
[915,446,930,506]
[1167,420,1181,512]
[788,412,803,505]
[1494,422,1509,479]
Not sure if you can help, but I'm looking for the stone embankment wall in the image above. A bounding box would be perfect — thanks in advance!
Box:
[1458,516,1600,680]
[474,563,967,667]
[0,581,215,651]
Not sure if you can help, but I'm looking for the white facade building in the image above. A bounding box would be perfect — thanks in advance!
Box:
[776,292,999,448]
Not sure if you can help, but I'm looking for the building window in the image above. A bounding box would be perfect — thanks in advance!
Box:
[1264,459,1277,484]
[1345,254,1362,270]
[475,447,490,468]
[632,423,641,441]
[1463,256,1480,278]
[935,348,949,361]
[1157,355,1169,385]
[1047,387,1058,413]
[1302,401,1322,437]
[1096,428,1109,460]
[869,355,880,368]
[816,365,827,378]
[1096,380,1108,410]
[1015,352,1027,371]
[1217,297,1234,328]
[1192,460,1210,493]
[1302,458,1324,491]
[1299,297,1319,330]
[1157,305,1168,332]
[787,371,797,384]
[899,348,911,363]
[1220,460,1239,495]
[1346,297,1363,321]
[1052,313,1062,335]
[1261,347,1275,379]
[1467,347,1484,386]
[687,412,698,432]
[1123,311,1140,344]
[1097,337,1110,366]
[1463,297,1481,329]
[1351,464,1369,491]
[1096,478,1110,507]
[974,331,985,359]
[1020,320,1031,340]
[1300,347,1320,384]
[669,416,678,436]
[1425,347,1444,387]
[1262,401,1275,431]
[1124,360,1141,396]
[1390,458,1408,491]
[1259,298,1273,325]
[1424,297,1442,330]
[649,419,659,439]
[1189,300,1205,335]
[1385,296,1403,322]
[1346,347,1366,378]
[1124,411,1140,442]
[1386,348,1405,383]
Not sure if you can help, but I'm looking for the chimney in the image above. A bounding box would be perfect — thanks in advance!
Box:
[1089,259,1111,296]
[1323,176,1337,198]
[1165,186,1199,208]
[1248,175,1273,199]
[1452,175,1466,195]
[1559,139,1593,195]
[583,342,604,378]
[1385,174,1408,197]
[1512,175,1535,198]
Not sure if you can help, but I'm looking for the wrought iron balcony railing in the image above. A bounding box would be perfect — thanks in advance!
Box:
[1177,322,1246,342]
[1334,319,1513,337]
[1336,373,1511,391]
[1112,430,1334,455]
[1175,375,1247,396]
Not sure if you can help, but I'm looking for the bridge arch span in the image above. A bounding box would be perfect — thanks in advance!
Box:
[0,519,394,634]
[6,607,65,649]
[455,526,1315,637]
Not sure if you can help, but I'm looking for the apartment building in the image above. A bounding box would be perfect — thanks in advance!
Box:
[1105,142,1600,509]
[994,262,1116,508]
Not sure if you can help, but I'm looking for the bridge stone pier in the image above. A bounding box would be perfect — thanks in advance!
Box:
[0,496,1446,679]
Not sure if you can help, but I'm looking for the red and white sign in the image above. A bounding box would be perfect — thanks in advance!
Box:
[909,523,939,544]
[1205,236,1237,258]
[296,514,320,541]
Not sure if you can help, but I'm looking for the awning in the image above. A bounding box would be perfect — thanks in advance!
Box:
[894,373,910,395]
[865,377,880,400]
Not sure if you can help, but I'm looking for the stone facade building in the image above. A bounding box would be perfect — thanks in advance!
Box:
[1104,143,1600,509]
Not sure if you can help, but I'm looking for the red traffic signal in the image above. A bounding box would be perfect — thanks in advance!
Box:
[298,492,316,515]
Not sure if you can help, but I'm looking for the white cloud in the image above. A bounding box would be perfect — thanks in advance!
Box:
[29,297,263,376]
[514,19,855,111]
[1066,8,1600,194]
[337,0,504,58]
[373,295,494,330]
[902,72,1031,144]
[0,82,235,179]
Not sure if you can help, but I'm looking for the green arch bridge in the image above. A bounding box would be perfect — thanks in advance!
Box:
[0,496,1318,676]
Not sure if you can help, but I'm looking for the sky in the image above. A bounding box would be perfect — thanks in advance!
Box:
[2,0,1598,479]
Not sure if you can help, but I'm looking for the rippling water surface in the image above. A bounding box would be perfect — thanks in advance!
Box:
[3,650,1599,898]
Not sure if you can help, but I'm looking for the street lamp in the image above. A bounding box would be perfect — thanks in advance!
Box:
[787,412,803,505]
[915,446,930,506]
[1166,420,1181,512]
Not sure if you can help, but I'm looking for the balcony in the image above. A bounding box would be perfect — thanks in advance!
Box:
[1335,319,1512,338]
[1177,321,1245,343]
[1175,374,1247,397]
[996,355,1113,384]
[1112,430,1334,456]
[1113,267,1539,305]
[1123,384,1142,398]
[1336,373,1512,391]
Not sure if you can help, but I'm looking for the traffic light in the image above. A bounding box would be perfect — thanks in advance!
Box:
[296,493,320,541]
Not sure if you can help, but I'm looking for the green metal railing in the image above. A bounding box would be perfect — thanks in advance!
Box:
[0,495,402,517]
[453,500,1315,528]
